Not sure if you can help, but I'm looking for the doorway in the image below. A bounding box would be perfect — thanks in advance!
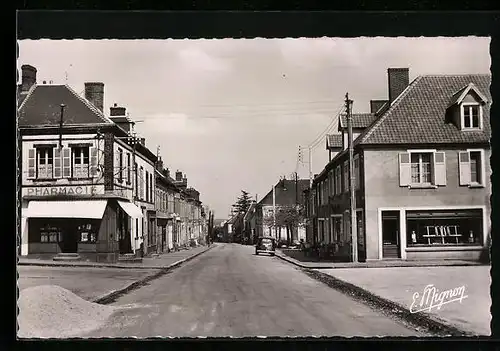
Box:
[381,210,400,259]
[118,208,132,254]
[59,222,77,253]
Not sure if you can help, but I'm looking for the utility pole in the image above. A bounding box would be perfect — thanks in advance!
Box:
[59,104,66,149]
[308,147,313,187]
[272,183,276,239]
[346,93,358,263]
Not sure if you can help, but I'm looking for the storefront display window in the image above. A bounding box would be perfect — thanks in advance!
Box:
[77,222,98,243]
[406,209,483,246]
[40,224,61,243]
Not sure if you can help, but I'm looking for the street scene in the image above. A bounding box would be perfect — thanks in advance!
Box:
[17,36,491,338]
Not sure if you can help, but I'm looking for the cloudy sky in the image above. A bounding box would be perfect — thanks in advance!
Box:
[18,37,490,217]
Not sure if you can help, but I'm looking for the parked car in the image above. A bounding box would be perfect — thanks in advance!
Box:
[255,237,276,256]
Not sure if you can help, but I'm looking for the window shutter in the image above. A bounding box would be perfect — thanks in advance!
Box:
[399,152,411,186]
[53,148,62,178]
[459,151,471,186]
[90,147,98,177]
[433,152,446,186]
[27,148,36,179]
[62,148,71,178]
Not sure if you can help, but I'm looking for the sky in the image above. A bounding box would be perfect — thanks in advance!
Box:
[17,37,491,218]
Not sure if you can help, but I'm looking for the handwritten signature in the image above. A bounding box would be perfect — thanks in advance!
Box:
[410,284,468,313]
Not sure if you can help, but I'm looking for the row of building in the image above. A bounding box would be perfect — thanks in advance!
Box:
[235,67,491,263]
[304,68,491,262]
[17,64,209,262]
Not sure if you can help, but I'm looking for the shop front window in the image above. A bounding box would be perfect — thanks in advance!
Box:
[77,222,98,243]
[406,209,483,246]
[40,224,61,243]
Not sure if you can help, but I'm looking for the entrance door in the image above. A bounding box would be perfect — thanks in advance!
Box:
[382,211,400,259]
[118,209,132,254]
[59,222,77,253]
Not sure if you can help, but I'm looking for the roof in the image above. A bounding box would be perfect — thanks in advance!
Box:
[326,134,342,150]
[18,84,114,127]
[358,74,491,145]
[338,113,377,130]
[258,179,310,206]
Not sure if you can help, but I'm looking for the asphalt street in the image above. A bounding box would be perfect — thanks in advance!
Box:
[84,243,427,337]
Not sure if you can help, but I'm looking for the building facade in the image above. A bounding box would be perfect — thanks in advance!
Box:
[307,68,491,262]
[18,65,153,262]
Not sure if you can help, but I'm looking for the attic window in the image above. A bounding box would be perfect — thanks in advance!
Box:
[461,104,481,130]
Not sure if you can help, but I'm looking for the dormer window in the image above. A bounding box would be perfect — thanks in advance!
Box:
[461,103,481,130]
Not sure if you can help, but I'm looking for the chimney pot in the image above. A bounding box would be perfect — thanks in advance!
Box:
[84,82,104,112]
[388,68,409,103]
[175,171,183,181]
[21,64,37,92]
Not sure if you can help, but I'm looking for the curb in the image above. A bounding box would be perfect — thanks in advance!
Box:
[302,269,474,337]
[92,244,215,305]
[275,252,485,269]
[18,246,214,270]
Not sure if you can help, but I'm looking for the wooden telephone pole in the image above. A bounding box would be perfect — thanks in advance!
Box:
[346,93,358,263]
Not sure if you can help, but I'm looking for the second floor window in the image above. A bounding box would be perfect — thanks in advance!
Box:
[343,161,349,192]
[146,171,149,202]
[411,153,432,184]
[118,149,123,183]
[72,147,90,178]
[127,154,131,183]
[459,150,485,187]
[37,148,53,179]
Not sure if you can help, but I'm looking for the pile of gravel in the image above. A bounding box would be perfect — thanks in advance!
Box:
[18,285,116,338]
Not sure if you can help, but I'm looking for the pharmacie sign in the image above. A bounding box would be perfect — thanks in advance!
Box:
[23,185,104,197]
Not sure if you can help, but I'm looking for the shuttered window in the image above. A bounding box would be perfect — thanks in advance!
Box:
[127,153,131,183]
[37,148,54,179]
[72,147,90,178]
[399,151,446,187]
[459,150,485,187]
[343,161,349,192]
[90,147,98,178]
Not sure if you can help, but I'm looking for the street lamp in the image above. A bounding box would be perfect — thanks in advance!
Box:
[346,93,357,263]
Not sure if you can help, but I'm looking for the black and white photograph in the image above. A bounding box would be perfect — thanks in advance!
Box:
[16,35,491,339]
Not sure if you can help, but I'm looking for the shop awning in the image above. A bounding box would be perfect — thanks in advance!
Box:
[117,201,144,219]
[25,200,108,219]
[157,213,174,220]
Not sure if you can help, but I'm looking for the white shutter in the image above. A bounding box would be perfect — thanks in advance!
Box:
[62,148,71,178]
[27,148,36,179]
[90,147,98,177]
[459,151,471,186]
[53,148,62,178]
[399,152,411,187]
[433,151,446,186]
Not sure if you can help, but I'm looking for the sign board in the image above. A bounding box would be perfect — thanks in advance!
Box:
[22,185,105,197]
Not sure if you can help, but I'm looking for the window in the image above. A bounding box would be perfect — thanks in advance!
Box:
[140,166,144,199]
[127,154,131,183]
[134,162,138,197]
[410,153,432,184]
[333,216,342,242]
[118,148,123,183]
[406,209,483,246]
[37,148,54,179]
[399,151,446,187]
[146,171,149,202]
[459,150,486,187]
[150,173,153,202]
[72,147,90,178]
[343,161,349,192]
[335,166,341,195]
[77,223,98,243]
[462,104,481,129]
[354,155,360,189]
[39,224,61,243]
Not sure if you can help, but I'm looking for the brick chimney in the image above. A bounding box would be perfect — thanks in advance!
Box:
[370,99,388,114]
[164,168,170,178]
[84,82,104,112]
[110,103,126,116]
[388,68,409,103]
[21,65,37,92]
[175,171,183,181]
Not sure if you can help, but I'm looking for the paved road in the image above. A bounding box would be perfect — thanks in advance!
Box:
[85,243,427,337]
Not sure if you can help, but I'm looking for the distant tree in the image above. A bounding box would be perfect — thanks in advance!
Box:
[262,204,304,244]
[232,190,252,214]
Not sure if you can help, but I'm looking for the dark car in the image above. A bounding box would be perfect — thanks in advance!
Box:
[255,237,276,256]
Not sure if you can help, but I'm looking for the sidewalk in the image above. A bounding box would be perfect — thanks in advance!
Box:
[18,244,212,270]
[319,266,491,336]
[276,249,485,269]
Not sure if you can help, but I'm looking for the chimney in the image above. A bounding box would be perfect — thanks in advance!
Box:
[164,168,170,178]
[388,68,409,103]
[370,99,388,114]
[110,103,126,116]
[140,137,145,146]
[21,65,37,92]
[156,157,163,172]
[176,171,183,181]
[84,82,104,112]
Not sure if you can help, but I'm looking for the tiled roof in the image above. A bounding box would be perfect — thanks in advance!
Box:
[326,134,342,149]
[338,113,377,130]
[18,85,113,127]
[358,74,491,145]
[259,179,310,206]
